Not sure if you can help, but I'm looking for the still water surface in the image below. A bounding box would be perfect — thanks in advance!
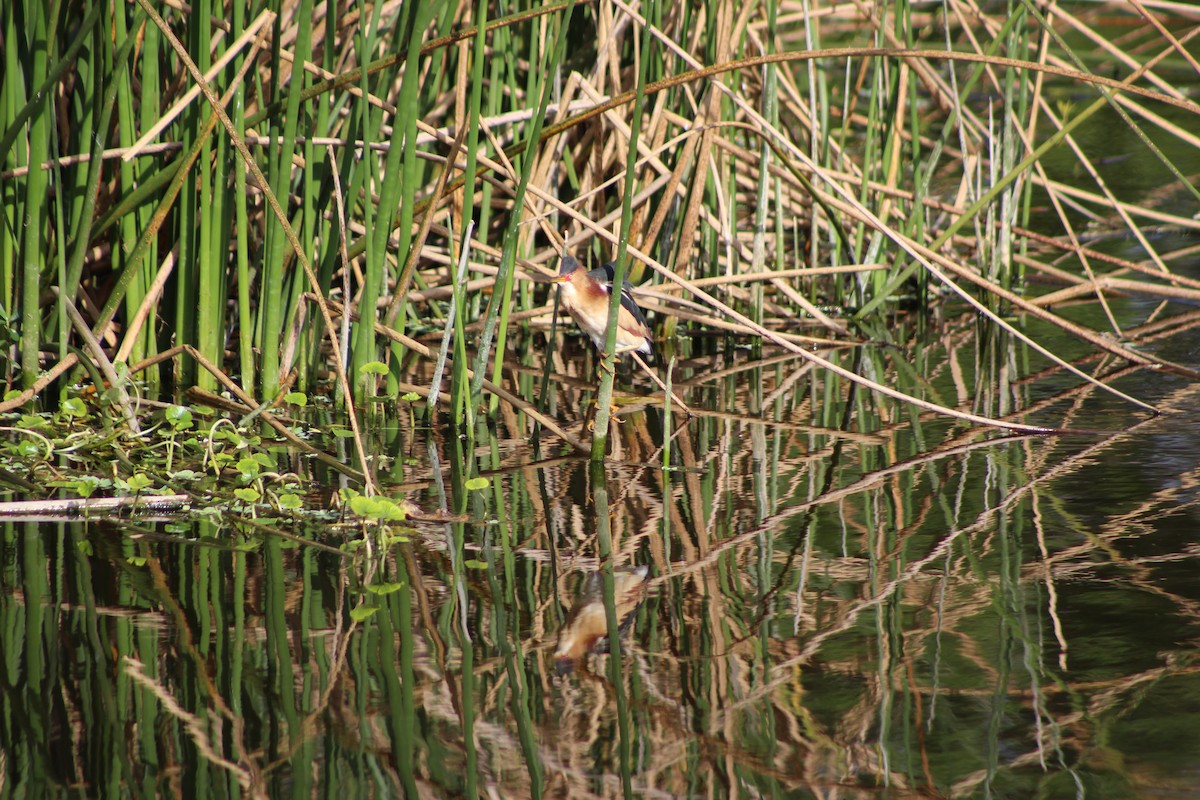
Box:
[5,275,1200,798]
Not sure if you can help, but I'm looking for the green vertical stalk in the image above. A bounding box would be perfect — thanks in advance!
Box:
[298,113,318,394]
[111,0,153,368]
[134,8,160,374]
[350,0,381,403]
[475,17,504,282]
[231,0,253,389]
[751,0,780,357]
[659,363,675,564]
[20,0,51,388]
[177,210,198,385]
[61,6,132,307]
[997,0,1026,291]
[590,2,655,459]
[304,14,338,395]
[306,10,339,395]
[49,110,68,370]
[233,156,252,387]
[447,223,475,427]
[259,0,315,397]
[257,2,285,398]
[0,5,18,313]
[455,0,488,321]
[364,2,435,390]
[473,2,578,410]
[58,12,92,355]
[194,0,220,390]
[590,462,635,798]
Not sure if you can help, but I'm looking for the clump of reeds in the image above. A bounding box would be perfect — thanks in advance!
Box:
[2,0,1198,468]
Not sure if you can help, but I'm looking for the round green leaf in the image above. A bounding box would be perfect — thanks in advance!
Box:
[165,405,193,429]
[126,474,153,491]
[234,487,261,503]
[277,493,302,509]
[365,581,406,595]
[236,457,261,478]
[60,398,87,419]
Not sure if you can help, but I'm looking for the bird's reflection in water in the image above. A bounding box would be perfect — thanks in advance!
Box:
[554,565,649,675]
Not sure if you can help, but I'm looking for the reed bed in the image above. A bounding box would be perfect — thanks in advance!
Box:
[4,4,1200,794]
[1,0,1198,472]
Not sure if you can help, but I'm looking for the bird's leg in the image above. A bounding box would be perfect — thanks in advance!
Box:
[588,396,623,426]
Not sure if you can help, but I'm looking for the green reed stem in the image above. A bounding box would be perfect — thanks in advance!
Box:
[256,0,314,397]
[436,220,474,424]
[472,2,577,414]
[589,462,635,798]
[114,3,154,369]
[193,0,218,390]
[591,3,655,460]
[19,0,52,388]
[232,4,252,388]
[363,2,434,390]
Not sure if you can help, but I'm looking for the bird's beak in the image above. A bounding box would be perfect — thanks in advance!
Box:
[551,273,570,284]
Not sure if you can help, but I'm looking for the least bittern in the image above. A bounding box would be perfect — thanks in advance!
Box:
[552,255,652,359]
[554,565,649,674]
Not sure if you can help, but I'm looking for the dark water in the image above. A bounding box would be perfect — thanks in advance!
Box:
[6,87,1200,795]
[5,276,1200,799]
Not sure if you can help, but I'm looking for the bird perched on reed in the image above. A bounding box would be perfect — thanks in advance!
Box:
[552,255,652,360]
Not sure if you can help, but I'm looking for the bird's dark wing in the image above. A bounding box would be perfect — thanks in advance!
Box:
[591,262,650,329]
[618,289,650,330]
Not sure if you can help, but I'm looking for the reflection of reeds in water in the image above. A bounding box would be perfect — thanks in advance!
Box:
[10,0,1200,793]
[554,566,649,674]
[19,326,1200,798]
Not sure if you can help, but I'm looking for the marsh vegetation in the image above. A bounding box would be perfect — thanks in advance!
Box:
[2,0,1200,796]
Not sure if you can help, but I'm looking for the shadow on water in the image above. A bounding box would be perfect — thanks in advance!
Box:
[6,278,1200,799]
